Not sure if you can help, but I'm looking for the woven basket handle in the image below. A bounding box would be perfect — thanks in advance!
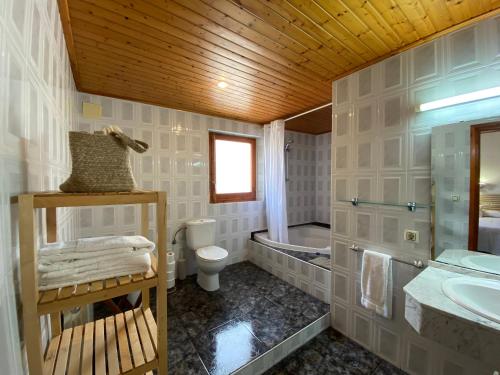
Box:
[112,132,149,153]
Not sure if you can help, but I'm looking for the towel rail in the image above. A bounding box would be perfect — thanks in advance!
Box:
[349,245,425,269]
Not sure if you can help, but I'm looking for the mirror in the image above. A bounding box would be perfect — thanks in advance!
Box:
[432,121,500,275]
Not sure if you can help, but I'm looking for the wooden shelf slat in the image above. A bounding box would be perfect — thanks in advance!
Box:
[32,191,158,208]
[19,191,167,375]
[44,308,157,375]
[38,257,158,315]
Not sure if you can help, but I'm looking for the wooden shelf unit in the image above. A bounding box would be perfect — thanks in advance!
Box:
[18,191,168,375]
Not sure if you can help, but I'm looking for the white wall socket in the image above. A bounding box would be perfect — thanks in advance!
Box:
[404,229,419,243]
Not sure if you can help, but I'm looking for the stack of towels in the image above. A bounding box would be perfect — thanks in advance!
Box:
[38,235,155,290]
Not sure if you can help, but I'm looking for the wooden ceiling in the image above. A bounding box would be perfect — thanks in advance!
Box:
[285,105,331,134]
[59,0,500,129]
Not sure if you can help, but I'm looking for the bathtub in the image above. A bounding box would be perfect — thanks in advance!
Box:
[254,224,330,255]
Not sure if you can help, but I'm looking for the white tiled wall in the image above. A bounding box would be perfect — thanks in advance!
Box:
[285,130,331,226]
[285,130,316,225]
[0,0,77,373]
[331,16,500,374]
[76,93,266,272]
[249,240,331,304]
[315,132,332,224]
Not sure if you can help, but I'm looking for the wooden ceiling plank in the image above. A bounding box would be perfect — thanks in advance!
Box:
[287,0,380,60]
[75,28,324,106]
[284,104,331,134]
[223,0,356,72]
[58,0,81,86]
[445,0,476,24]
[313,0,394,53]
[74,35,319,109]
[81,84,270,123]
[80,71,277,121]
[88,0,332,85]
[68,8,330,102]
[395,0,437,38]
[76,48,304,114]
[170,0,341,78]
[335,0,405,48]
[136,0,333,80]
[417,0,455,31]
[259,0,368,65]
[70,1,330,99]
[200,0,345,75]
[240,0,363,68]
[367,0,421,42]
[78,64,283,118]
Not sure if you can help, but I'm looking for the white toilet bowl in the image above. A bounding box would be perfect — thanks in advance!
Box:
[186,218,229,291]
[195,246,228,291]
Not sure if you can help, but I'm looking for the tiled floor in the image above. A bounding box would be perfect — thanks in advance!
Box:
[94,261,330,375]
[265,328,407,375]
[94,261,404,375]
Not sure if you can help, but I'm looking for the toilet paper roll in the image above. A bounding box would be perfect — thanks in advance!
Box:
[167,278,175,289]
[167,270,175,280]
[166,252,175,263]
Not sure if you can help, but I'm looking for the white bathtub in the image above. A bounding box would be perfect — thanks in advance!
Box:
[254,224,330,255]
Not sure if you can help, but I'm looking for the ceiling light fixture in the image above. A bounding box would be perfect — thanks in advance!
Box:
[417,86,500,112]
[217,81,228,89]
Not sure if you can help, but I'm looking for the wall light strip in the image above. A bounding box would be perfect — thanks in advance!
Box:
[417,86,500,112]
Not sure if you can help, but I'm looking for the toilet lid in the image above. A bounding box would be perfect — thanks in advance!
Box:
[196,246,228,262]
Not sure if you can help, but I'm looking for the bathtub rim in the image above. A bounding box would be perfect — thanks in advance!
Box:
[252,222,331,255]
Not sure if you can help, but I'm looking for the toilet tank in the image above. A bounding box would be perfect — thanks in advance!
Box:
[186,218,216,250]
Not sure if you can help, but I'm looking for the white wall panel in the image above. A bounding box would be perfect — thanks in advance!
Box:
[331,16,500,374]
[0,0,77,373]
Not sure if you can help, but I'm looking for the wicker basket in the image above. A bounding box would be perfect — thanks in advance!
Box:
[60,131,148,193]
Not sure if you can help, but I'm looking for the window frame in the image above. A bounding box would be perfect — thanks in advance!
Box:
[209,132,257,204]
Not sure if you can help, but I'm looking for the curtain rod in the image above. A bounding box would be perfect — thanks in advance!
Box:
[284,102,332,122]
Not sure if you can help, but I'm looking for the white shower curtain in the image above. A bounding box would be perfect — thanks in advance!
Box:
[264,120,289,243]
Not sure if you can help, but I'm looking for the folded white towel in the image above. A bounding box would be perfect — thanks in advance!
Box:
[361,250,392,319]
[38,247,151,272]
[38,235,155,261]
[39,254,151,290]
[40,253,151,280]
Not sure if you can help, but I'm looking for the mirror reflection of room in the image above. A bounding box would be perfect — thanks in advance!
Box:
[477,130,500,254]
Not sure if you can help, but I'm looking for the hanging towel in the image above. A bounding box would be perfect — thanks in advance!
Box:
[361,250,393,319]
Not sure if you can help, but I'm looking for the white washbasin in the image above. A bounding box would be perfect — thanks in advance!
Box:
[461,254,500,274]
[442,277,500,323]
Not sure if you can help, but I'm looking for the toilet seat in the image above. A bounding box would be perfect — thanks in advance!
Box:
[196,246,228,262]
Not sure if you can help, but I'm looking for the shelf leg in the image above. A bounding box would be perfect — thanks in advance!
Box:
[46,207,57,243]
[50,312,62,338]
[19,195,44,374]
[141,203,150,309]
[156,192,168,374]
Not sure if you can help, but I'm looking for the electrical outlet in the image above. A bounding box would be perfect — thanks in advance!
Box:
[404,229,419,243]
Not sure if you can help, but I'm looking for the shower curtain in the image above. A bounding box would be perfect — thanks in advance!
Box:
[264,120,289,243]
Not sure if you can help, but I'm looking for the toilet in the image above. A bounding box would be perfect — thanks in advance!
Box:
[186,218,228,291]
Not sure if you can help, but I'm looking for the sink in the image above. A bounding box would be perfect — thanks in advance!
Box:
[461,254,500,274]
[442,276,500,323]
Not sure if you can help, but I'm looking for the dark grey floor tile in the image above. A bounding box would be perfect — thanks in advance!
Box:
[192,318,268,375]
[168,352,209,375]
[241,297,302,348]
[265,328,407,375]
[371,361,407,375]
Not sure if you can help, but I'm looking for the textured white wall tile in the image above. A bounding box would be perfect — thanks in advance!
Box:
[331,16,500,373]
[0,0,77,373]
[76,93,265,271]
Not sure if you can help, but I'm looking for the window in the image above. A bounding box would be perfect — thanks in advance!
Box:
[209,132,256,203]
